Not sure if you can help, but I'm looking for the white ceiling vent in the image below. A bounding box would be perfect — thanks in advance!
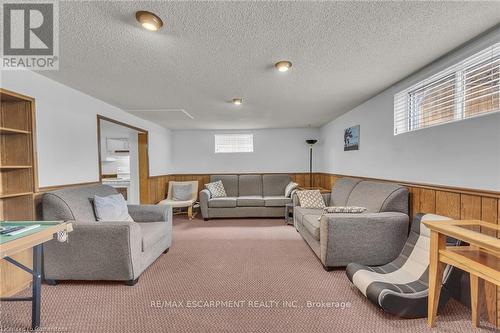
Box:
[126,109,194,120]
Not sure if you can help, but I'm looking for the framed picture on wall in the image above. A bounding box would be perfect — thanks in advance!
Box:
[344,125,360,151]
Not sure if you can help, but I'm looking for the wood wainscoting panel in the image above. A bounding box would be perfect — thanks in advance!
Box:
[435,191,460,219]
[419,189,436,215]
[460,195,482,220]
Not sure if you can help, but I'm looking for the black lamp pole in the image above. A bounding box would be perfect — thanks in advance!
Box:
[306,139,318,187]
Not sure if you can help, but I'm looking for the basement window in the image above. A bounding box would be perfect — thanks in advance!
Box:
[394,43,500,135]
[215,134,254,153]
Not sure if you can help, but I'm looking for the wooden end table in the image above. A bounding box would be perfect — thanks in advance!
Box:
[424,219,500,329]
[0,221,72,330]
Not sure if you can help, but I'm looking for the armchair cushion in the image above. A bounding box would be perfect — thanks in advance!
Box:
[171,183,193,201]
[93,194,133,222]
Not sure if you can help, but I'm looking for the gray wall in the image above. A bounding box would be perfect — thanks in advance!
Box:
[172,128,320,174]
[318,27,500,192]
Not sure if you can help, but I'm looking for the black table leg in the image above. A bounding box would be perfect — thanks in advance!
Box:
[31,244,42,330]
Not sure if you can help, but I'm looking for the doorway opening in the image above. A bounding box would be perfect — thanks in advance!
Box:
[97,115,148,204]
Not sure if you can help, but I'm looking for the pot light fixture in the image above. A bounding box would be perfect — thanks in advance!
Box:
[136,11,163,31]
[275,60,292,72]
[232,98,243,105]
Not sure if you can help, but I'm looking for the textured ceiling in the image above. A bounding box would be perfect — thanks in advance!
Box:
[40,1,500,129]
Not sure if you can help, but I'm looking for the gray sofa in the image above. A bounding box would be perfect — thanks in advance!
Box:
[294,177,409,270]
[42,184,172,285]
[200,174,293,220]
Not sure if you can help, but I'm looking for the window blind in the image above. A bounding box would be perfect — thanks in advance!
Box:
[214,134,254,153]
[394,43,500,135]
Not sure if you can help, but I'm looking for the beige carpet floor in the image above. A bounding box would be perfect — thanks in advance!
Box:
[0,216,495,332]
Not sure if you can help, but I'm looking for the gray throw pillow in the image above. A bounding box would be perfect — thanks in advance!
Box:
[172,183,193,201]
[93,194,134,222]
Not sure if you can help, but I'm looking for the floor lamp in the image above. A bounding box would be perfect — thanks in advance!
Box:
[306,139,318,187]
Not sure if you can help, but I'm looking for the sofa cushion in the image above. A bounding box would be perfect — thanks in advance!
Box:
[302,214,321,241]
[239,175,263,196]
[139,222,168,252]
[264,196,291,207]
[263,174,292,196]
[237,196,264,207]
[294,207,324,225]
[208,197,237,208]
[346,181,408,213]
[330,177,363,206]
[210,175,238,197]
[93,194,134,222]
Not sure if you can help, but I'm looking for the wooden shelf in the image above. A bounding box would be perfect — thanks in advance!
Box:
[0,165,32,169]
[0,192,33,199]
[440,246,500,285]
[0,127,30,135]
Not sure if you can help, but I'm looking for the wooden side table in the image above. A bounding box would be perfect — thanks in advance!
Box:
[0,221,73,330]
[423,219,500,329]
[285,203,294,225]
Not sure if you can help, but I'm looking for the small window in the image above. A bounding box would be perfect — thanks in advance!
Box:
[394,43,500,135]
[214,134,253,153]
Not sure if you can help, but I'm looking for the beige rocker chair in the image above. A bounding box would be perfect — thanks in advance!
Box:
[159,181,198,219]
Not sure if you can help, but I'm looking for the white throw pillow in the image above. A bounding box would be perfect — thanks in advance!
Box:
[284,181,299,197]
[93,194,134,222]
[205,180,227,198]
[172,183,193,201]
[296,190,326,209]
[324,206,367,213]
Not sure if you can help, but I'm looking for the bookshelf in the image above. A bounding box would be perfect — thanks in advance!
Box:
[0,88,38,297]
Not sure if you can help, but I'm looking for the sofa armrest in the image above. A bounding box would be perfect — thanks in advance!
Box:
[319,212,409,267]
[199,189,211,218]
[43,221,142,281]
[128,204,171,223]
[321,193,331,206]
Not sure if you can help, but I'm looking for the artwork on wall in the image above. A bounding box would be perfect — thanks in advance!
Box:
[344,125,360,151]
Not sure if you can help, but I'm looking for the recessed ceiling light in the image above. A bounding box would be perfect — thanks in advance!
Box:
[136,11,163,31]
[232,98,243,105]
[275,60,292,72]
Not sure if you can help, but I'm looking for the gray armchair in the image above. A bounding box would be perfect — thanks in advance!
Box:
[42,185,172,286]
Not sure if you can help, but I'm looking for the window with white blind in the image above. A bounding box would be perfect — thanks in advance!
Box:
[394,43,500,135]
[214,134,254,153]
